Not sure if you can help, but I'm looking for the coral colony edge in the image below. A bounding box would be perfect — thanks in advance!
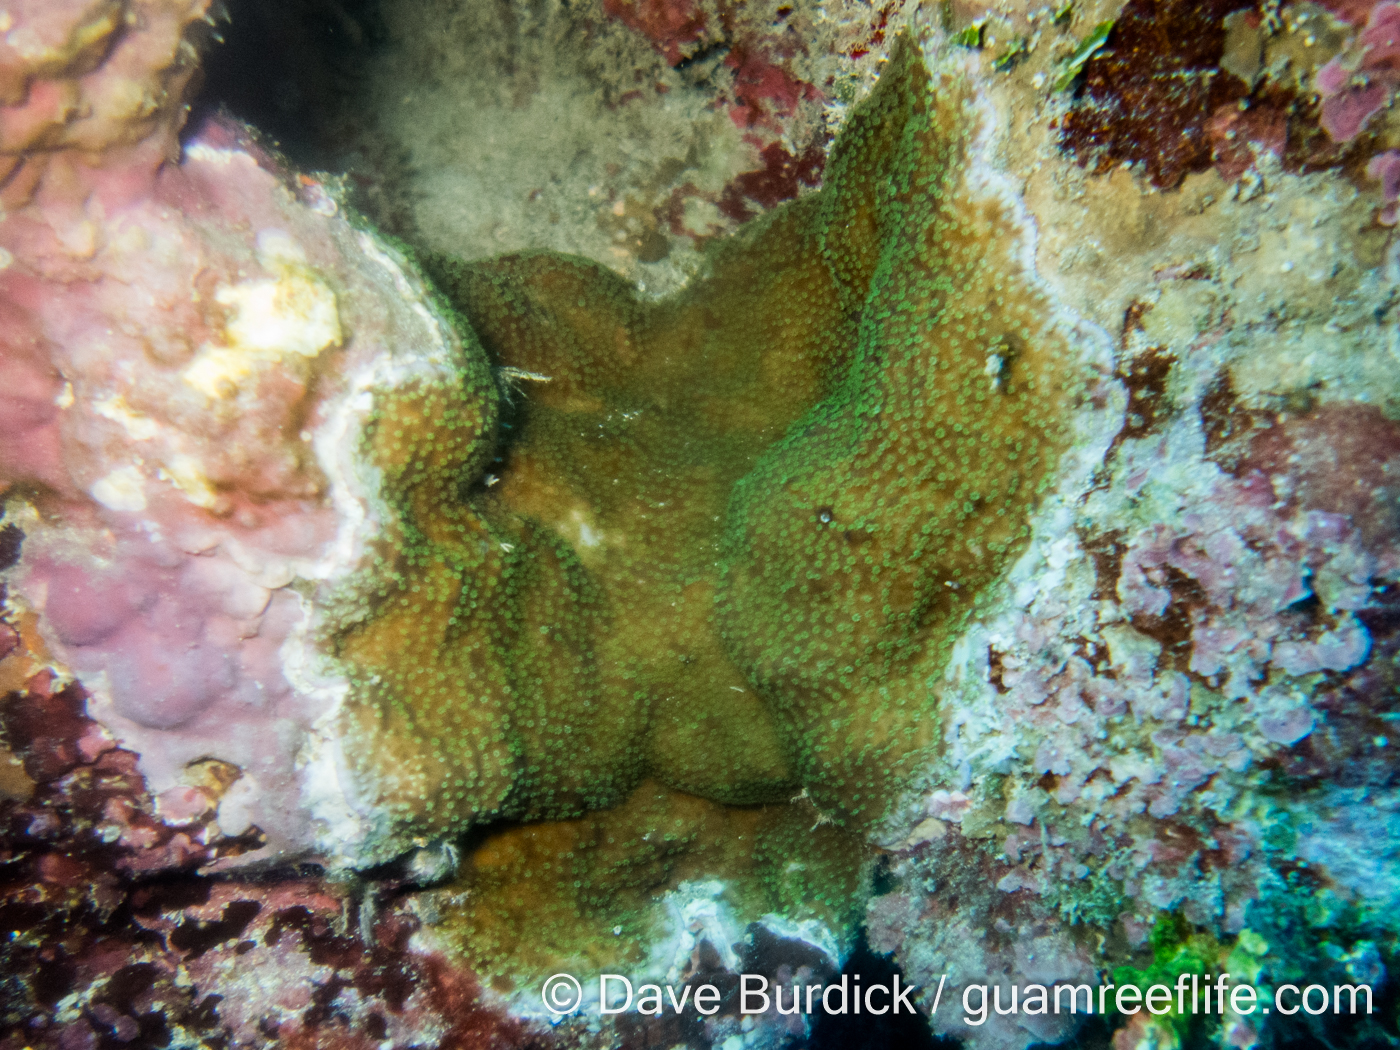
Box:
[1,0,1399,1049]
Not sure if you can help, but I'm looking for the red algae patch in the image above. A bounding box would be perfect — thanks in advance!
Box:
[1059,0,1363,188]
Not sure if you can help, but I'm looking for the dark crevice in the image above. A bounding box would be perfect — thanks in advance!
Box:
[806,931,955,1050]
[194,0,386,172]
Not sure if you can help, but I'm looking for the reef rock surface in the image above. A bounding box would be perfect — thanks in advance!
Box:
[2,1,1400,1049]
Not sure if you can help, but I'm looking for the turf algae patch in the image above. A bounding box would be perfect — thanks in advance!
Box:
[331,34,1086,982]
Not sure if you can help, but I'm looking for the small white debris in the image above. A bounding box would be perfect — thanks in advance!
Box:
[498,367,554,383]
[91,465,147,512]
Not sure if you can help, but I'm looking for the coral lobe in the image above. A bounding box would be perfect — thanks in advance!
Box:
[327,35,1086,974]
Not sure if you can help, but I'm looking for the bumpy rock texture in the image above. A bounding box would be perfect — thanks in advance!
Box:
[0,0,509,870]
[5,0,1400,1048]
[856,3,1400,1048]
[270,0,887,294]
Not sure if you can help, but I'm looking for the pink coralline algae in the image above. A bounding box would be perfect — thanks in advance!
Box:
[1367,147,1400,221]
[600,0,839,224]
[601,0,824,131]
[866,384,1400,1047]
[603,0,709,68]
[0,0,498,871]
[1317,1,1400,141]
[0,0,210,480]
[0,121,446,864]
[1320,0,1391,22]
[0,0,209,203]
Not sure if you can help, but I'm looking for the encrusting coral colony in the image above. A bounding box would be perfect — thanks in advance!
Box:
[0,0,1398,1049]
[332,35,1082,969]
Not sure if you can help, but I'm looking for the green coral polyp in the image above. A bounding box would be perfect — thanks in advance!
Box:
[328,34,1085,973]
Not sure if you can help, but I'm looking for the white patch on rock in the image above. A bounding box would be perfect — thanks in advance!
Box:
[184,261,342,398]
[90,465,147,512]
